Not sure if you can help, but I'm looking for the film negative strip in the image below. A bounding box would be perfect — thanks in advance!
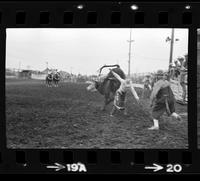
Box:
[0,1,199,174]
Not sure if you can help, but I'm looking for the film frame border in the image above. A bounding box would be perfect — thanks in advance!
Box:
[0,1,198,174]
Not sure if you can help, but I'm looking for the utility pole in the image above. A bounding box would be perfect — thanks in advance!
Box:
[169,28,174,65]
[127,28,134,78]
[166,28,179,68]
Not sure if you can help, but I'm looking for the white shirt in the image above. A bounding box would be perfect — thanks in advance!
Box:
[111,71,128,93]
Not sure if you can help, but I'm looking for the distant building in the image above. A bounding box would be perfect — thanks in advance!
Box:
[6,68,18,79]
[42,68,51,74]
[18,70,32,79]
[6,68,15,76]
[42,68,57,74]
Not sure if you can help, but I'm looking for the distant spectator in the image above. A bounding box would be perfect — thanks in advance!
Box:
[168,63,174,79]
[179,56,188,103]
[174,60,181,79]
[184,54,188,69]
[142,74,152,99]
[177,56,185,67]
[163,72,170,81]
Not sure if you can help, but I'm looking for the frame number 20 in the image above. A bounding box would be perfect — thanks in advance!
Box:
[166,164,182,173]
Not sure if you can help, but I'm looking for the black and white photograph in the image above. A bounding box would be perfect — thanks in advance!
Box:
[6,28,188,149]
[198,29,200,149]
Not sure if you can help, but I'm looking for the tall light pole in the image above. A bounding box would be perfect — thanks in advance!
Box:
[127,28,134,77]
[169,28,174,65]
[166,28,179,69]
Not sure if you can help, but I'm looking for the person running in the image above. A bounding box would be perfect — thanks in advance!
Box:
[148,70,182,130]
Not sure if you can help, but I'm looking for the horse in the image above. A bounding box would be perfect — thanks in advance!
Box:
[45,73,54,87]
[53,72,61,87]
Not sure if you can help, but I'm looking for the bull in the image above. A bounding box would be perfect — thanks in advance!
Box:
[86,65,126,111]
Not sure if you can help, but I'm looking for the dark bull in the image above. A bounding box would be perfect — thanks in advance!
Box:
[86,65,126,110]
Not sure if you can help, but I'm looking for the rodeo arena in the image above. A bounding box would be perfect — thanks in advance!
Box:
[6,28,188,149]
[6,55,188,149]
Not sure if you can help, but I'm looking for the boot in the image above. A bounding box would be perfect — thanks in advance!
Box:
[148,119,159,130]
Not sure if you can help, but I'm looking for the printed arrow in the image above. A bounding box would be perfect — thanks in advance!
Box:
[46,163,66,171]
[145,163,163,172]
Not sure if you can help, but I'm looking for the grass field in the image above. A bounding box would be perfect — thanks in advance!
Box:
[6,78,188,149]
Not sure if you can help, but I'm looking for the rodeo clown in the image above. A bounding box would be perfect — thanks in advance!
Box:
[148,70,182,130]
[109,70,130,117]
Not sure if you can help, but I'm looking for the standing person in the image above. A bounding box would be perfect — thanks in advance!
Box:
[142,74,152,99]
[148,70,182,130]
[150,73,157,89]
[174,60,181,80]
[109,70,130,116]
[179,56,188,103]
[184,54,188,69]
[168,63,174,79]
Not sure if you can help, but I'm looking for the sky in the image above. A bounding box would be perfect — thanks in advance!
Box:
[6,28,188,75]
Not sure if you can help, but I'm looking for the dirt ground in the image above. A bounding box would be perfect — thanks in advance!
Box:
[6,78,188,149]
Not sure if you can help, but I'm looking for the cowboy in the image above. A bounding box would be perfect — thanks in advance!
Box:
[109,70,130,116]
[148,70,182,130]
[49,71,54,79]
